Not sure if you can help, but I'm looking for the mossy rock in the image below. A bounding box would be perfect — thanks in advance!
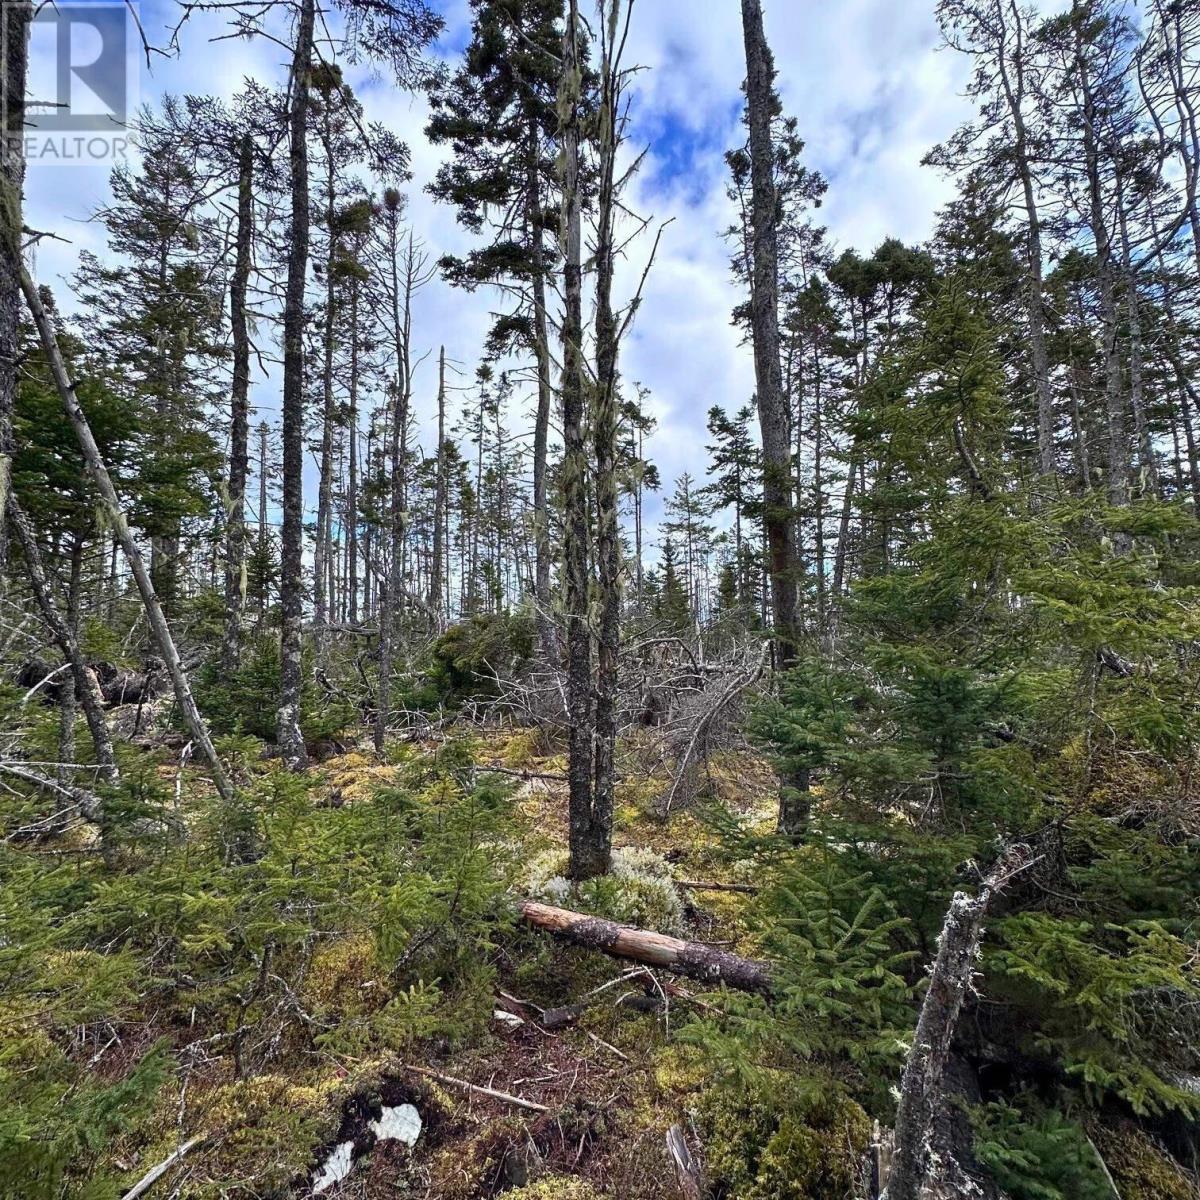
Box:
[1092,1122,1199,1200]
[698,1071,871,1200]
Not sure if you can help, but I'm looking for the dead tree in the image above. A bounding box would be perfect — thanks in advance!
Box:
[222,130,254,673]
[7,494,119,787]
[521,900,774,995]
[558,0,596,880]
[0,0,30,577]
[19,264,236,805]
[882,844,1033,1200]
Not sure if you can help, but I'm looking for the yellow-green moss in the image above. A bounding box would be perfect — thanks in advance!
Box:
[1092,1122,1198,1200]
[698,1071,871,1200]
[502,1175,602,1199]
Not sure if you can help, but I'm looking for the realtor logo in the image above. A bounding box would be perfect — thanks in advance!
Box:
[5,1,139,166]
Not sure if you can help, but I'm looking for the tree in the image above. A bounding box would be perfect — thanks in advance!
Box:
[426,0,564,656]
[739,0,799,677]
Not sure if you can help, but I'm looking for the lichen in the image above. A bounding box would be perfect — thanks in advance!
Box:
[524,846,685,933]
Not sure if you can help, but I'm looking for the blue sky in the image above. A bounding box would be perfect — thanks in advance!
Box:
[22,0,975,536]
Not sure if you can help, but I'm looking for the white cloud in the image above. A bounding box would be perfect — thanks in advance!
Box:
[21,0,976,532]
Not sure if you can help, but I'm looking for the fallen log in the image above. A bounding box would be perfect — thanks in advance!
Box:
[520,900,773,995]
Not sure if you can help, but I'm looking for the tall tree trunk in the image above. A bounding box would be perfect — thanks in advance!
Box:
[559,0,595,882]
[1117,192,1154,496]
[741,0,806,836]
[581,0,625,882]
[528,117,556,659]
[994,0,1055,477]
[0,0,30,580]
[430,345,447,625]
[20,267,234,803]
[223,133,254,673]
[313,102,338,668]
[375,222,413,755]
[278,0,315,770]
[1076,21,1127,509]
[347,274,360,625]
[741,0,797,664]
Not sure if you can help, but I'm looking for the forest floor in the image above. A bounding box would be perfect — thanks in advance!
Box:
[107,728,782,1200]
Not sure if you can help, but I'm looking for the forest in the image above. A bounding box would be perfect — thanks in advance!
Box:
[2,0,1200,1196]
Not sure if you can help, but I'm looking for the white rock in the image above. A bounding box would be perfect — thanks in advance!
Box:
[312,1141,354,1195]
[370,1103,422,1146]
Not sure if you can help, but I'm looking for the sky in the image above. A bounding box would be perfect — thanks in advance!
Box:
[21,0,975,534]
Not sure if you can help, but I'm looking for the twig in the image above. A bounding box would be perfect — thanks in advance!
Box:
[119,1135,205,1200]
[400,1064,550,1114]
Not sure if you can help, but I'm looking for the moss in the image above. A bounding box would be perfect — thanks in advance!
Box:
[1092,1122,1198,1200]
[301,933,388,1018]
[181,1074,339,1197]
[698,1071,870,1200]
[322,750,399,805]
[502,1175,602,1199]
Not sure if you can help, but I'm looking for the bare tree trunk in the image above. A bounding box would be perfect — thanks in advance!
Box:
[375,220,416,754]
[313,99,338,669]
[430,345,447,625]
[1118,192,1155,496]
[1076,24,1128,509]
[20,266,234,803]
[347,275,360,625]
[223,133,254,673]
[741,0,797,664]
[994,0,1055,477]
[559,0,595,882]
[278,0,315,770]
[0,0,30,580]
[581,0,627,882]
[528,118,557,660]
[8,496,118,787]
[883,846,1031,1200]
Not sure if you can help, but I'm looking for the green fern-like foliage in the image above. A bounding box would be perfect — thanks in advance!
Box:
[970,1100,1113,1200]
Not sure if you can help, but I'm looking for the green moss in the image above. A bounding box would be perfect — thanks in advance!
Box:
[1092,1122,1198,1200]
[502,1176,602,1200]
[698,1071,870,1200]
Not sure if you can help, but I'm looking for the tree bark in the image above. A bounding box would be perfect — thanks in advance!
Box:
[0,0,30,580]
[429,345,447,625]
[528,117,556,660]
[277,0,315,770]
[313,96,339,667]
[582,1,625,882]
[521,900,774,995]
[20,265,234,804]
[993,0,1056,477]
[882,845,1032,1200]
[559,0,596,881]
[223,132,254,673]
[740,0,797,667]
